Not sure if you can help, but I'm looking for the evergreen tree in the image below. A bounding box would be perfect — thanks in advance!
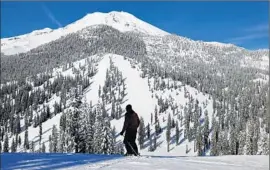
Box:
[110,126,117,154]
[196,126,203,156]
[149,135,153,151]
[203,110,210,151]
[58,128,65,153]
[51,125,58,152]
[176,121,180,145]
[246,120,254,155]
[153,134,157,151]
[154,106,158,124]
[49,135,53,153]
[147,123,150,139]
[138,117,145,149]
[102,120,113,154]
[151,113,153,125]
[30,141,35,152]
[60,112,67,132]
[93,102,105,153]
[71,108,80,153]
[24,128,29,150]
[111,100,116,119]
[16,115,21,134]
[166,114,171,152]
[42,142,46,153]
[210,120,219,156]
[11,138,16,152]
[39,122,42,144]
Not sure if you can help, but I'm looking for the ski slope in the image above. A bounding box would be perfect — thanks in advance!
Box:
[1,153,268,170]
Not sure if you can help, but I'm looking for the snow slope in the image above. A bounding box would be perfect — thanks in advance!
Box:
[1,11,168,55]
[82,54,213,156]
[1,153,268,170]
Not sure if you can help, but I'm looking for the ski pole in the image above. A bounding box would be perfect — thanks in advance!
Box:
[121,134,139,156]
[127,141,139,156]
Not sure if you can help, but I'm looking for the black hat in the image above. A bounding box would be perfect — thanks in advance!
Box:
[126,104,132,111]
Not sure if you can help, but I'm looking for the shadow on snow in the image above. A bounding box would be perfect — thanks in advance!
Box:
[1,153,123,170]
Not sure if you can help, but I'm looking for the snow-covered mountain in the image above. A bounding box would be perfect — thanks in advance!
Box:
[1,11,168,55]
[0,11,269,157]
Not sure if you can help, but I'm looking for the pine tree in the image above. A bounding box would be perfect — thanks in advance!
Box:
[71,108,80,153]
[93,102,105,153]
[39,122,42,144]
[147,123,150,139]
[102,120,113,154]
[60,112,67,132]
[246,120,254,155]
[196,126,203,156]
[153,134,157,151]
[42,142,46,153]
[51,125,58,152]
[154,106,158,124]
[210,120,219,156]
[24,128,29,150]
[151,113,153,125]
[229,125,237,155]
[110,126,117,154]
[138,117,145,149]
[49,135,53,153]
[149,135,153,151]
[176,121,180,145]
[58,128,65,153]
[11,138,16,152]
[203,110,210,151]
[166,114,171,152]
[30,141,35,152]
[111,100,116,119]
[16,115,21,134]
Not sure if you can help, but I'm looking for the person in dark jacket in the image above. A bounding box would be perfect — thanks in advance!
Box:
[120,104,140,156]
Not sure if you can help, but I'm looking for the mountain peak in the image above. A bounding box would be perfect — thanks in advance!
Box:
[70,11,169,36]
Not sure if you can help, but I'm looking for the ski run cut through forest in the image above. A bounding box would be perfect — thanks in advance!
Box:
[0,11,269,170]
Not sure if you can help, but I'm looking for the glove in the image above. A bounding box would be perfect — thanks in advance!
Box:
[120,131,124,136]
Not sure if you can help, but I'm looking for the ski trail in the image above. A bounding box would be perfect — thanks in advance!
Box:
[84,54,111,105]
[112,55,156,124]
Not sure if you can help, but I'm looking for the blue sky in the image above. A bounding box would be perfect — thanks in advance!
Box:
[1,1,269,49]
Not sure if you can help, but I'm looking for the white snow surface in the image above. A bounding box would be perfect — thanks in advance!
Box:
[1,11,169,55]
[3,153,267,170]
[66,155,268,170]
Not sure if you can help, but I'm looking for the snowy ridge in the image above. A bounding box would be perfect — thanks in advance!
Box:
[1,11,168,55]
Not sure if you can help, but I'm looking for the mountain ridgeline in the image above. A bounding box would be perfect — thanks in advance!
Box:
[0,11,269,156]
[1,25,146,83]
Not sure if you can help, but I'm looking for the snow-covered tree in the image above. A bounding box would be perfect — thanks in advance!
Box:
[166,114,171,152]
[51,125,58,152]
[175,121,180,145]
[11,138,16,152]
[42,142,46,153]
[138,117,145,149]
[24,128,29,150]
[39,122,42,144]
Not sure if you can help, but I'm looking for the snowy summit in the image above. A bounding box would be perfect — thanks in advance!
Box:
[1,11,168,55]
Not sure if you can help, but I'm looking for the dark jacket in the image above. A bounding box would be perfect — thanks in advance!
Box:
[121,110,140,133]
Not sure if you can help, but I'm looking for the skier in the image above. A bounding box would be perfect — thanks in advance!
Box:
[120,104,140,156]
